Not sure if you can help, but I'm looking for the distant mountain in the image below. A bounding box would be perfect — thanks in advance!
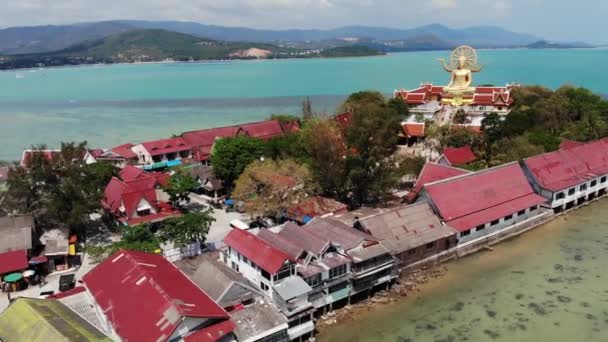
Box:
[122,21,540,47]
[525,40,594,49]
[0,21,132,54]
[0,29,383,70]
[0,21,555,55]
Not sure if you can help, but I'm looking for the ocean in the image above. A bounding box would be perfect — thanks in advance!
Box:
[1,48,607,160]
[319,199,608,342]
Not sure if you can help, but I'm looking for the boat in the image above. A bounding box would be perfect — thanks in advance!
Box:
[15,73,24,79]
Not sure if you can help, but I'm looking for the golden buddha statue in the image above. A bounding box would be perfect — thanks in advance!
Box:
[438,46,483,97]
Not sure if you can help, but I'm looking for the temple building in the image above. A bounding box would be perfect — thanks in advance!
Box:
[394,46,517,133]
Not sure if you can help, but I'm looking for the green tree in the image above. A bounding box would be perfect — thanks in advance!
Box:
[7,142,116,234]
[263,134,305,161]
[339,91,386,113]
[481,113,503,161]
[210,136,266,190]
[345,101,403,207]
[87,225,161,262]
[160,210,215,248]
[452,109,468,124]
[164,170,198,207]
[299,118,349,200]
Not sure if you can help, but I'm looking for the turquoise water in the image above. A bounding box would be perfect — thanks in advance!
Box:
[319,200,608,342]
[1,48,608,160]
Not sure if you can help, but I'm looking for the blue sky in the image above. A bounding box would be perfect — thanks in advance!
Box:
[2,0,606,44]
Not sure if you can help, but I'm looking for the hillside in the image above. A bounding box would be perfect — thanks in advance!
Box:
[0,29,382,70]
[0,20,566,56]
[320,45,385,57]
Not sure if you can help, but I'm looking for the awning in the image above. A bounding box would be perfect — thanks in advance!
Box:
[147,161,168,170]
[166,160,182,168]
[0,249,28,275]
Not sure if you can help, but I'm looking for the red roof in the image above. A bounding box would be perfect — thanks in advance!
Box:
[111,143,137,159]
[20,150,61,168]
[223,229,294,274]
[0,249,28,274]
[442,146,477,166]
[408,163,470,201]
[559,140,583,150]
[402,123,425,138]
[183,120,294,161]
[525,138,608,192]
[83,250,231,342]
[395,84,514,107]
[119,165,146,182]
[425,163,546,231]
[140,137,191,156]
[102,168,179,225]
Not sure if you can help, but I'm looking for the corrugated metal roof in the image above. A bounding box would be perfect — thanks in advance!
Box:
[224,229,294,274]
[425,163,547,231]
[0,215,33,254]
[442,146,477,166]
[525,138,608,192]
[409,163,470,200]
[273,276,312,301]
[358,202,458,254]
[0,298,111,341]
[82,250,231,342]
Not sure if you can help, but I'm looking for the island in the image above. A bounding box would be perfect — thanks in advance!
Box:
[0,29,384,70]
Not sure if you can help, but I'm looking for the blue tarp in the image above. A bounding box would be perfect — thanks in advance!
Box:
[225,199,235,206]
[303,215,313,223]
[166,160,182,168]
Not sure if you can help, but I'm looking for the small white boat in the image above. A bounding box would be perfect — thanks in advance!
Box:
[15,73,24,79]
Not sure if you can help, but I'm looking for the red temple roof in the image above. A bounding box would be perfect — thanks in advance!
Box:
[442,146,477,166]
[20,150,61,168]
[525,138,608,192]
[402,123,426,138]
[83,250,231,342]
[223,229,294,274]
[395,84,514,107]
[425,163,546,231]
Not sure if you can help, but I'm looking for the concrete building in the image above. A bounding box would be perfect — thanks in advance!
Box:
[355,202,458,267]
[420,163,548,244]
[222,229,314,341]
[130,137,192,167]
[176,255,289,342]
[523,138,608,212]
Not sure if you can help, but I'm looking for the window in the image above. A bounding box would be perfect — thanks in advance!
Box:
[260,282,269,291]
[222,252,228,264]
[491,220,499,226]
[591,180,597,187]
[601,176,607,183]
[231,262,239,272]
[504,215,513,221]
[517,209,526,216]
[306,274,322,287]
[568,188,576,196]
[137,209,151,217]
[580,184,587,191]
[408,249,417,255]
[476,224,485,231]
[329,264,347,279]
[530,205,538,211]
[556,192,565,200]
[261,269,271,280]
[461,230,471,237]
[426,242,436,249]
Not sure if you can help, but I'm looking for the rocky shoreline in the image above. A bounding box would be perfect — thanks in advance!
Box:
[317,266,448,330]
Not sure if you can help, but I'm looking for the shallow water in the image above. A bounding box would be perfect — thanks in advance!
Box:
[1,48,608,160]
[319,200,608,342]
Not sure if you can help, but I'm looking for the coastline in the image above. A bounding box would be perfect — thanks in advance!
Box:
[316,192,608,339]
